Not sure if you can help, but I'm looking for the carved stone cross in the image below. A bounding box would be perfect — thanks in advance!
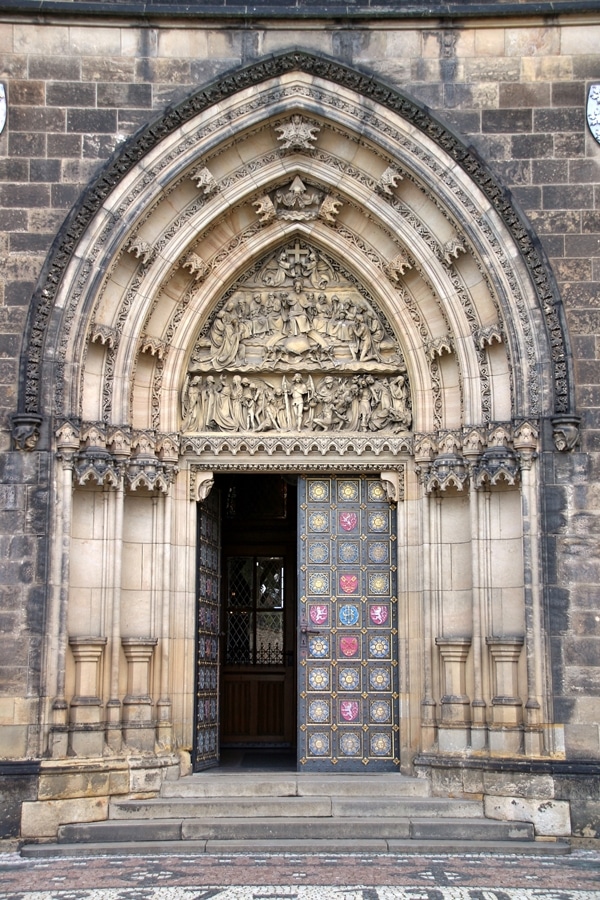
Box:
[289,241,309,267]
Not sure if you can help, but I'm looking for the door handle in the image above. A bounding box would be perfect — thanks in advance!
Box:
[300,625,326,635]
[299,624,327,650]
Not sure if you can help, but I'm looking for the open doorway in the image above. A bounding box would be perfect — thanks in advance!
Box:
[194,473,297,772]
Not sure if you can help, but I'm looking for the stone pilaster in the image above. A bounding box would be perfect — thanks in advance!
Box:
[121,638,158,751]
[68,637,107,757]
[436,638,472,752]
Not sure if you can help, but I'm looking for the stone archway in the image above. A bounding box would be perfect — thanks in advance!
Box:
[16,52,575,768]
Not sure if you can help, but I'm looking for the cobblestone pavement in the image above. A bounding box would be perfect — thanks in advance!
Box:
[0,850,599,899]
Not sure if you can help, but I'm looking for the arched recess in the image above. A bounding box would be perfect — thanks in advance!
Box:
[17,53,576,766]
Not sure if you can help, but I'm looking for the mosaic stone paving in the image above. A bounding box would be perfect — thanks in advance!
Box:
[0,851,599,899]
[0,890,598,900]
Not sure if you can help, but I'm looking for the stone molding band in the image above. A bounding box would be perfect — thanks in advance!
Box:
[0,1,597,18]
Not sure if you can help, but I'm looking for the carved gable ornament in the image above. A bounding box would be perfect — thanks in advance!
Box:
[182,241,411,438]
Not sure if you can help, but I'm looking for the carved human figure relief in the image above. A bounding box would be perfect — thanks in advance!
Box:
[182,241,411,435]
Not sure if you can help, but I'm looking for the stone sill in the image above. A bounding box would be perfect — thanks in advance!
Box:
[0,761,41,777]
[415,753,600,777]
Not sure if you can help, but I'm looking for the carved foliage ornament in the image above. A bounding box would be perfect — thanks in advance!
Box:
[182,252,210,282]
[127,235,154,266]
[190,165,219,195]
[275,115,320,151]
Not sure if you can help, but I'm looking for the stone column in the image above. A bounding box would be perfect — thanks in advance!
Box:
[436,638,471,751]
[465,449,487,751]
[420,490,437,749]
[487,637,524,754]
[157,487,173,749]
[121,637,158,750]
[514,423,545,755]
[48,426,79,757]
[68,637,107,757]
[105,474,125,752]
[415,439,438,751]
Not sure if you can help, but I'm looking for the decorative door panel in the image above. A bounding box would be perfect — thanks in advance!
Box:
[298,475,399,771]
[194,488,221,770]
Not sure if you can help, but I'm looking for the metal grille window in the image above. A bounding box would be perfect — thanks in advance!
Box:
[225,556,285,665]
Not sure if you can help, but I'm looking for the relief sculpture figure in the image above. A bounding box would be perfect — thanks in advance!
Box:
[181,371,410,434]
[183,241,411,435]
[190,243,399,373]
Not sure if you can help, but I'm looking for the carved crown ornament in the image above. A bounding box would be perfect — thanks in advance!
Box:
[252,176,343,226]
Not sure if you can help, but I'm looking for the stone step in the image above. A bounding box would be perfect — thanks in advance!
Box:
[22,837,572,858]
[160,773,431,799]
[58,813,529,844]
[332,797,483,818]
[109,795,483,820]
[109,796,333,819]
[179,815,531,842]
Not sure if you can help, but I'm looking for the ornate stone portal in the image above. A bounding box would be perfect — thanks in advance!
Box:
[182,241,411,436]
[7,52,580,840]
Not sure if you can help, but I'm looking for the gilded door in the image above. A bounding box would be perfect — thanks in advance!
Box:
[194,488,221,770]
[298,475,399,771]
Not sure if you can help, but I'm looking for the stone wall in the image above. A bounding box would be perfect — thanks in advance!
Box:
[0,5,599,837]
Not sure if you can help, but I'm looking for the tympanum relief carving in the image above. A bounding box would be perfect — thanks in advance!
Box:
[182,241,411,435]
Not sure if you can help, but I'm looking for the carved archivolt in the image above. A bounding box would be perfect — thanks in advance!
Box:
[182,241,411,436]
[16,54,573,458]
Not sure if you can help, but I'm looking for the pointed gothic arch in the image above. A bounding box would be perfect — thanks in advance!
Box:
[15,51,573,441]
[17,52,576,767]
